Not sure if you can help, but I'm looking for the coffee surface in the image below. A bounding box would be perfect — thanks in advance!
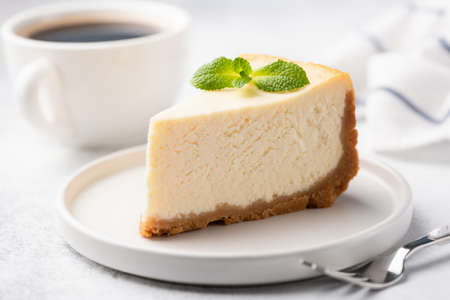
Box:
[30,22,159,42]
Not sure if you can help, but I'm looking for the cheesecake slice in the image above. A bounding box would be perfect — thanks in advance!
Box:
[140,54,358,237]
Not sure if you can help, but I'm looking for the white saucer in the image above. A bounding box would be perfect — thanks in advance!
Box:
[58,145,412,286]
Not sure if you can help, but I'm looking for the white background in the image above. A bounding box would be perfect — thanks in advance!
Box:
[1,0,450,299]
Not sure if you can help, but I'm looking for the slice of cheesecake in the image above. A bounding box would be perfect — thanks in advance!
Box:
[140,54,358,237]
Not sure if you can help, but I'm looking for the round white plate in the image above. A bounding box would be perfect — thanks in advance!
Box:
[58,145,412,286]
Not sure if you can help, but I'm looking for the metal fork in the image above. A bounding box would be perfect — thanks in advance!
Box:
[300,224,450,289]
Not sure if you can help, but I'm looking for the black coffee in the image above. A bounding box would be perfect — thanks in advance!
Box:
[29,22,159,42]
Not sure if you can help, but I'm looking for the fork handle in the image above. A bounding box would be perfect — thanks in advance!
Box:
[403,224,450,259]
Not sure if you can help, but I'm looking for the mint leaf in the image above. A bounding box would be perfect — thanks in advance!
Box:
[232,57,252,76]
[252,59,309,92]
[232,71,251,88]
[191,57,252,91]
[231,57,252,88]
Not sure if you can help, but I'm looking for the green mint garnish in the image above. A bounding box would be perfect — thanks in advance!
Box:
[252,59,309,92]
[191,57,309,92]
[190,57,253,90]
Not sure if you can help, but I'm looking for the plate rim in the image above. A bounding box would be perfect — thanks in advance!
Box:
[58,145,412,260]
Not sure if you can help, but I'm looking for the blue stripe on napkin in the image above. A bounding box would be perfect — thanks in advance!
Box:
[438,38,450,53]
[376,86,450,124]
[360,31,386,52]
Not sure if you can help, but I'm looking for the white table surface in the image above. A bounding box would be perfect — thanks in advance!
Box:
[1,0,449,299]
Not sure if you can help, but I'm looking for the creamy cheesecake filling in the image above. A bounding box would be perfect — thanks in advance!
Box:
[144,80,349,220]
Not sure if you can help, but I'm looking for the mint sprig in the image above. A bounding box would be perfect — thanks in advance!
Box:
[191,57,309,92]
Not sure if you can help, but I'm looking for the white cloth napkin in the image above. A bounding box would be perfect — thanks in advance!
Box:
[324,1,450,151]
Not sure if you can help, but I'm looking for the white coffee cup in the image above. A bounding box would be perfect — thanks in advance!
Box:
[2,1,190,148]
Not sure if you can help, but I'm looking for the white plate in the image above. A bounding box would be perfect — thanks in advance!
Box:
[58,145,412,286]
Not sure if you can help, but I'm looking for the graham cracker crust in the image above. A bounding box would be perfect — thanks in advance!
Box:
[140,91,358,237]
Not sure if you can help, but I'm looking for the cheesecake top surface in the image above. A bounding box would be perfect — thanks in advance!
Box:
[152,54,352,121]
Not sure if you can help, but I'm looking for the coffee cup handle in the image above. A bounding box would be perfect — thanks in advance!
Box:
[14,59,74,137]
